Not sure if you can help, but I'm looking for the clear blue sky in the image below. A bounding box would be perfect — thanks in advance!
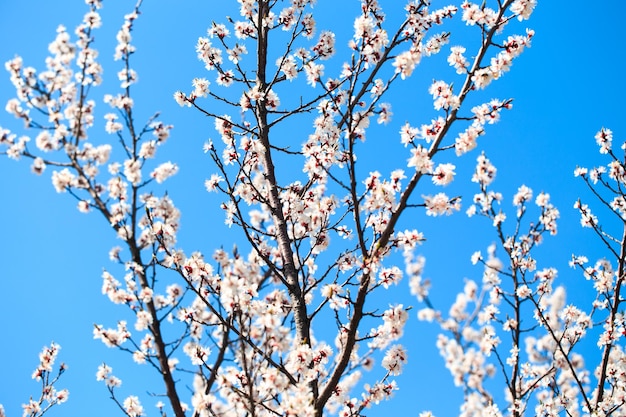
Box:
[0,1,624,416]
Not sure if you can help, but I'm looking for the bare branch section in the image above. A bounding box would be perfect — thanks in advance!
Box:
[8,1,624,417]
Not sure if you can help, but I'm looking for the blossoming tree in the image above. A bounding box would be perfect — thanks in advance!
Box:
[1,0,624,416]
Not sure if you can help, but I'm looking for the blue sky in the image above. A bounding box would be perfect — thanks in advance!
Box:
[0,1,624,416]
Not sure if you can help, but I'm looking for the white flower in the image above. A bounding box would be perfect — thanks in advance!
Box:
[382,345,407,376]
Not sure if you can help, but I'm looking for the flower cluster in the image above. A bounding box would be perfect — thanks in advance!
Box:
[415,129,626,416]
[19,343,69,417]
